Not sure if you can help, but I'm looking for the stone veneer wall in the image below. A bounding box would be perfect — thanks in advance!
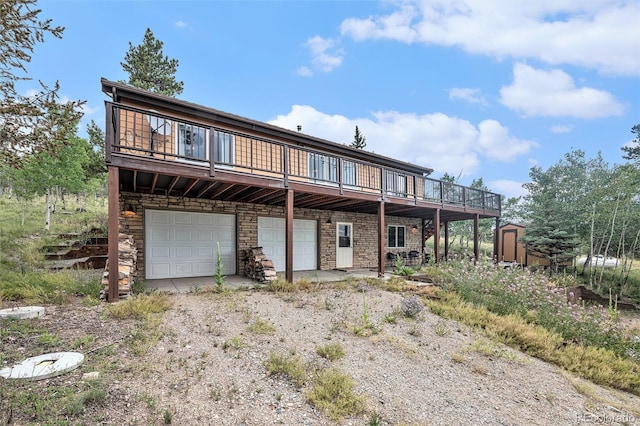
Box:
[118,192,423,279]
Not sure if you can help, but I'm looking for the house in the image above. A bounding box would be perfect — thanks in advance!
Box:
[101,78,502,301]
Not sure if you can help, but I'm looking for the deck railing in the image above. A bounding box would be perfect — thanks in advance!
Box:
[106,102,501,213]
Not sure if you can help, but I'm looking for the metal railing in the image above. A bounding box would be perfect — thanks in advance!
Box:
[106,102,501,213]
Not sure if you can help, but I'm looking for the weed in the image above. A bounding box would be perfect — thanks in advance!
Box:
[408,323,422,337]
[471,362,488,375]
[267,278,299,293]
[222,335,247,352]
[163,408,173,424]
[383,309,399,324]
[307,368,366,421]
[215,241,224,290]
[433,320,451,337]
[71,334,96,350]
[106,293,172,320]
[369,412,383,426]
[37,331,62,347]
[248,316,276,335]
[131,278,147,295]
[316,342,345,361]
[450,352,466,363]
[264,351,307,387]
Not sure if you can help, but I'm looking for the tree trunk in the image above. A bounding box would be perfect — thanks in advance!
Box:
[45,188,52,231]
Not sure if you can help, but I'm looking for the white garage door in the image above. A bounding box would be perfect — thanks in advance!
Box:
[145,210,236,279]
[258,217,317,272]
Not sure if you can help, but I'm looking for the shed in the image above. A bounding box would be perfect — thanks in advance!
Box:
[497,223,550,267]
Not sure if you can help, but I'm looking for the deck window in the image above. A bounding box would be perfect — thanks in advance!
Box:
[387,225,405,248]
[177,123,208,160]
[213,130,235,165]
[308,153,337,183]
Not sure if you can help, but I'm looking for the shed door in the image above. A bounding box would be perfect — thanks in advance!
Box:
[145,210,236,279]
[501,229,518,263]
[257,217,317,272]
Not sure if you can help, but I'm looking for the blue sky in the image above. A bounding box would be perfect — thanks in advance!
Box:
[21,0,640,198]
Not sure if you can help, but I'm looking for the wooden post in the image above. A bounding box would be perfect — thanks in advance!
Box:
[473,214,480,264]
[433,209,440,264]
[285,189,294,283]
[493,217,500,263]
[443,221,449,261]
[420,217,426,263]
[377,201,385,277]
[107,166,120,302]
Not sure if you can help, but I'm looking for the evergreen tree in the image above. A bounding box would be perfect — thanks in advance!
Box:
[621,124,640,162]
[0,0,84,167]
[350,126,366,149]
[121,28,184,96]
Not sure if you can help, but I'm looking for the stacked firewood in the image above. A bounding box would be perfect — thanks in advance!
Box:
[244,247,277,283]
[101,233,138,300]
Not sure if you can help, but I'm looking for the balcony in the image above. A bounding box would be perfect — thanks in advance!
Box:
[105,102,501,219]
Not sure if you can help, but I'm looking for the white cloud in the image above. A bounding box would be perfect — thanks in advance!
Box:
[339,0,640,76]
[476,119,539,161]
[449,88,488,106]
[500,63,625,118]
[174,20,188,28]
[489,179,528,199]
[551,124,573,134]
[268,105,536,177]
[297,66,313,77]
[304,36,344,73]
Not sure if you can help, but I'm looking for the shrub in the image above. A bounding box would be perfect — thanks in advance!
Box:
[400,295,424,318]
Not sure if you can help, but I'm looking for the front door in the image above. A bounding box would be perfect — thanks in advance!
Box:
[336,222,353,268]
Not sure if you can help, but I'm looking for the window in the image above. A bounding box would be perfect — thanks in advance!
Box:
[338,224,351,248]
[386,171,407,197]
[342,160,357,186]
[387,225,405,248]
[308,153,337,183]
[177,123,208,160]
[213,130,235,164]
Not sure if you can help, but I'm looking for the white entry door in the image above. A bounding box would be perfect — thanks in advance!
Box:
[145,210,236,279]
[258,217,317,272]
[336,222,353,268]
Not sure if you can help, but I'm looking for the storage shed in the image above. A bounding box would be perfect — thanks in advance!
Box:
[497,223,550,267]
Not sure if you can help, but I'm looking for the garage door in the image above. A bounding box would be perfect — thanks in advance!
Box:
[145,210,236,279]
[258,217,317,272]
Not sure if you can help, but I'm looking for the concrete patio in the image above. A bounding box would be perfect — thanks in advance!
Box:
[145,269,393,293]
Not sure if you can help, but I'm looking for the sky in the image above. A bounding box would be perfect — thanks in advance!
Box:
[20,0,640,198]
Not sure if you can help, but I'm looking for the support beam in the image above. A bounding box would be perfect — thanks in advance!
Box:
[107,166,120,302]
[377,201,385,277]
[473,214,480,264]
[421,218,426,263]
[493,217,500,263]
[285,189,294,283]
[444,221,449,261]
[433,209,441,264]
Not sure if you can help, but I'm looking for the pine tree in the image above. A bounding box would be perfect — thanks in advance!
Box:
[0,0,84,167]
[350,126,366,149]
[121,28,184,96]
[621,124,640,162]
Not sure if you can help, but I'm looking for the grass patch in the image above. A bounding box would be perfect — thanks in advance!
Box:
[264,351,307,387]
[427,292,640,395]
[222,335,247,352]
[307,368,366,421]
[316,342,345,362]
[105,293,172,320]
[247,316,276,335]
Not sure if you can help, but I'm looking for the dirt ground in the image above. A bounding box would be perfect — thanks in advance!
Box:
[1,282,640,425]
